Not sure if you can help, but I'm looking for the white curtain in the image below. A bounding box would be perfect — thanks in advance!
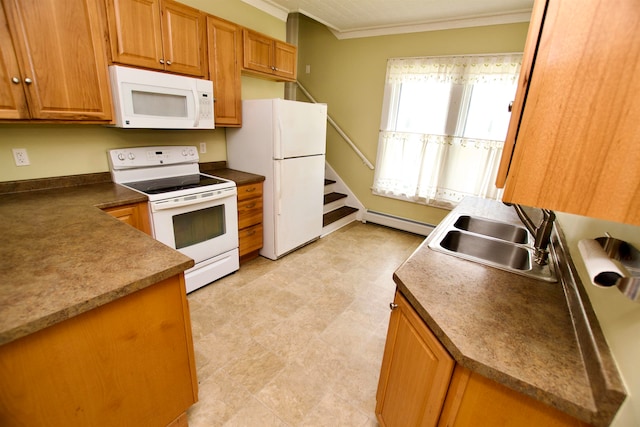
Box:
[373,54,522,209]
[385,54,522,85]
[373,132,505,209]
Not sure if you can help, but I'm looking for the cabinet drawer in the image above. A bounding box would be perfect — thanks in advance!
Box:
[238,197,263,229]
[239,223,263,256]
[237,182,263,202]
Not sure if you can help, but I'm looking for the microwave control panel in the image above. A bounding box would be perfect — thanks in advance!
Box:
[199,92,213,120]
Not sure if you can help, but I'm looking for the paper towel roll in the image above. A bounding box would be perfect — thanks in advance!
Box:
[578,239,625,287]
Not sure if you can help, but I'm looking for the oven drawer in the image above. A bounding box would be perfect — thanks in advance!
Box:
[237,182,263,202]
[239,223,263,256]
[237,197,263,229]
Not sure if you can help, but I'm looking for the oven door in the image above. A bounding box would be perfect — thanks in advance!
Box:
[149,187,238,263]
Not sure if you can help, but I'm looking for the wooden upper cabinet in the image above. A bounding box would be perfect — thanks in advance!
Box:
[242,28,297,82]
[0,2,27,119]
[206,15,242,126]
[106,0,206,77]
[0,0,112,121]
[496,0,640,225]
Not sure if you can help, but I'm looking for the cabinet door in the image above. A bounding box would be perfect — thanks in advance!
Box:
[242,29,274,75]
[207,15,242,126]
[376,291,455,427]
[106,0,165,71]
[104,202,152,235]
[439,366,589,427]
[273,40,297,81]
[497,0,640,225]
[0,2,28,119]
[161,0,206,77]
[0,274,197,426]
[3,0,113,121]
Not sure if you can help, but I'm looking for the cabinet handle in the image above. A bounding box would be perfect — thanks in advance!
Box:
[11,77,20,84]
[245,187,256,193]
[245,203,256,209]
[159,59,165,64]
[389,302,398,311]
[24,78,33,85]
[508,101,513,112]
[166,60,172,65]
[246,230,256,236]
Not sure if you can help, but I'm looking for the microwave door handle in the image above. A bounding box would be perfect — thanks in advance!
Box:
[192,87,200,127]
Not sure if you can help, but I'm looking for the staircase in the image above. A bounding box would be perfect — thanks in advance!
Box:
[322,179,359,236]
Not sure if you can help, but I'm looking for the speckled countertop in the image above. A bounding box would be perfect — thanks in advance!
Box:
[0,181,194,346]
[393,197,625,426]
[200,164,265,186]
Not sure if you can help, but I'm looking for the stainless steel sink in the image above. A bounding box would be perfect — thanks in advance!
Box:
[440,231,532,271]
[428,213,556,282]
[453,215,528,244]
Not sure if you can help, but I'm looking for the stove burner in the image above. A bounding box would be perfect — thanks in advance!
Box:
[124,174,228,195]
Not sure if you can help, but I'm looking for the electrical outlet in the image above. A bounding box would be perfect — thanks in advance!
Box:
[12,148,30,166]
[199,142,207,154]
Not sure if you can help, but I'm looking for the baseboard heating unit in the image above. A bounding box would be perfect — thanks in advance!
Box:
[364,211,434,236]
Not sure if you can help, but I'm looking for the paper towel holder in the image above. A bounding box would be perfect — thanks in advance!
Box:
[595,234,640,302]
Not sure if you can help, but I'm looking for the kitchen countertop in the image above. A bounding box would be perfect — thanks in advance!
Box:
[393,197,625,426]
[199,164,265,186]
[0,182,194,346]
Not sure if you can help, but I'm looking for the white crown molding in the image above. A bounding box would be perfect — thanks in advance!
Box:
[241,0,289,22]
[329,11,532,40]
[241,1,531,40]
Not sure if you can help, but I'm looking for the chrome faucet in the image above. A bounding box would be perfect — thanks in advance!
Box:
[513,204,556,266]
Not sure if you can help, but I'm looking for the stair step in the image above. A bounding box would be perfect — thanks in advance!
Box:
[324,179,336,186]
[323,206,358,227]
[324,192,347,205]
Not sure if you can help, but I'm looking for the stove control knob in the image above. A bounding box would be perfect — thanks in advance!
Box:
[182,149,188,156]
[128,152,136,160]
[117,153,126,161]
[189,148,196,156]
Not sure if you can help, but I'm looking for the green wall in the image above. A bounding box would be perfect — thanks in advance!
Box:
[296,15,529,225]
[0,0,285,182]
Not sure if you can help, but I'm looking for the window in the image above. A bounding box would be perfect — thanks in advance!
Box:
[372,54,522,209]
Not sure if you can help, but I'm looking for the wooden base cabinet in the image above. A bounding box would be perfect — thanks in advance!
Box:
[440,366,589,427]
[237,181,263,263]
[103,201,152,235]
[0,274,198,427]
[376,291,589,427]
[376,291,455,427]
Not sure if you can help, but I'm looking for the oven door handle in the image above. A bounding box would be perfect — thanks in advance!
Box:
[151,190,234,211]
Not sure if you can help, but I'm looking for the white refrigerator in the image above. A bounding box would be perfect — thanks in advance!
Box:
[226,99,328,260]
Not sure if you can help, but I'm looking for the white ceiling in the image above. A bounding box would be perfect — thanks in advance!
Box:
[242,0,533,39]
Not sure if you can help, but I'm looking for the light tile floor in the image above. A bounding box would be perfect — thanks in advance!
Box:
[186,222,424,427]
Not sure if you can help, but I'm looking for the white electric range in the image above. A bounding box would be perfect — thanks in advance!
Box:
[109,146,239,293]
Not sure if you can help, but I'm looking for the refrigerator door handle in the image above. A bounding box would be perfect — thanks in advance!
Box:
[274,161,282,216]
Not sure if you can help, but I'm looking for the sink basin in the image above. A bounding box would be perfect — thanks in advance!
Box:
[440,231,531,271]
[453,215,528,244]
[428,213,556,282]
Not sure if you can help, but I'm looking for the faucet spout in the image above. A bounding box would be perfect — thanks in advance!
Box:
[513,204,555,266]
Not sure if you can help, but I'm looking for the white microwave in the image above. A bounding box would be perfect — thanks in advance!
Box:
[108,65,214,129]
